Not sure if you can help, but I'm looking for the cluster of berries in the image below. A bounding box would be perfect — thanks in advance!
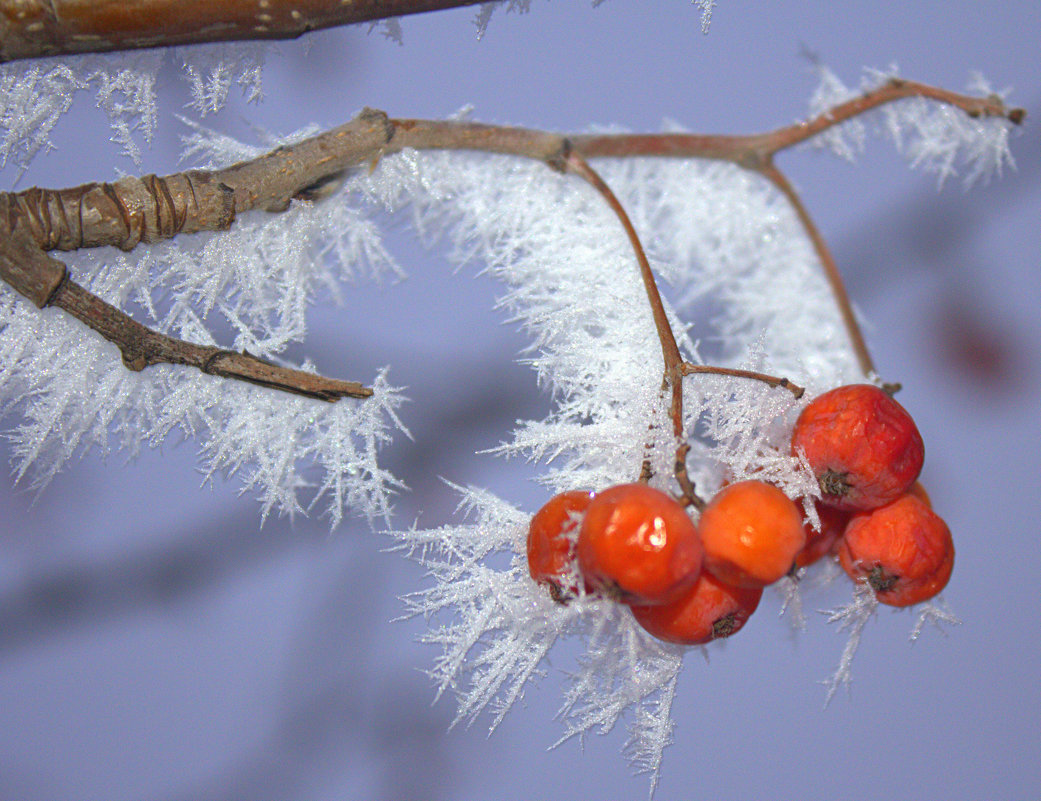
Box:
[526,384,954,646]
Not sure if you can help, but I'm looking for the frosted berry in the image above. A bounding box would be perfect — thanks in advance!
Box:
[838,493,954,607]
[527,490,595,603]
[791,384,924,511]
[631,571,762,645]
[699,480,806,588]
[577,483,702,605]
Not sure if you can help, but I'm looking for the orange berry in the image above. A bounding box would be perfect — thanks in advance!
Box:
[577,483,702,605]
[791,384,924,511]
[699,480,806,588]
[837,494,954,607]
[630,571,762,645]
[795,501,849,569]
[527,490,595,603]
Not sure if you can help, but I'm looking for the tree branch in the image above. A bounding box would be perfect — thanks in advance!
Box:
[49,272,373,401]
[0,80,1023,403]
[0,0,487,64]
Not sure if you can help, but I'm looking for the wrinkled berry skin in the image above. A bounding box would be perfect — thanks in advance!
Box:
[700,480,806,588]
[577,483,702,606]
[527,490,595,603]
[791,384,924,511]
[630,572,762,645]
[838,494,954,607]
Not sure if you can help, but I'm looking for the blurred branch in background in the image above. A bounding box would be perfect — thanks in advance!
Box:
[0,0,487,63]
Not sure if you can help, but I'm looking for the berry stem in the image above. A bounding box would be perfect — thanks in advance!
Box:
[680,362,804,398]
[561,150,703,508]
[757,161,877,378]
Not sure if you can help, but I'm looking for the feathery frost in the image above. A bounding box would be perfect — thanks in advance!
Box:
[0,63,1012,789]
[809,65,1017,188]
[0,123,407,525]
[0,43,266,175]
[373,67,1007,788]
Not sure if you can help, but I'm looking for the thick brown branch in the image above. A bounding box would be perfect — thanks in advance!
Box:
[0,0,486,64]
[7,79,1023,256]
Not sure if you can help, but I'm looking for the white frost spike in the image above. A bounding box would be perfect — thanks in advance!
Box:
[821,583,879,706]
[88,51,162,165]
[181,43,265,114]
[0,43,272,174]
[0,60,85,174]
[909,596,961,642]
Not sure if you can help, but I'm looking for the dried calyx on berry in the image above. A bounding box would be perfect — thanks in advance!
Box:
[837,493,954,607]
[630,571,762,646]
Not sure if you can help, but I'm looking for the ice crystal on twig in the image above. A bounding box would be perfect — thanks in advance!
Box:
[0,43,268,175]
[0,123,408,524]
[810,66,1017,188]
[909,596,961,642]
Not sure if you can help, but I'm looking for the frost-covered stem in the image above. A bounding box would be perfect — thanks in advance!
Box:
[2,83,1020,402]
[757,161,876,377]
[680,362,804,398]
[48,276,373,400]
[0,0,486,64]
[561,150,704,508]
[561,150,682,372]
[571,78,1024,164]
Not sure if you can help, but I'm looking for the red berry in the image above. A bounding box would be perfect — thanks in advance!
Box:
[527,490,595,603]
[577,483,702,605]
[791,384,924,511]
[631,571,762,645]
[699,480,806,588]
[794,501,849,569]
[837,494,954,607]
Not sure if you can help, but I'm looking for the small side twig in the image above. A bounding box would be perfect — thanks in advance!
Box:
[48,277,372,401]
[680,362,805,399]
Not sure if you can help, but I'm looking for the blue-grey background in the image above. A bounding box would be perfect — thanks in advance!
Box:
[2,3,1039,799]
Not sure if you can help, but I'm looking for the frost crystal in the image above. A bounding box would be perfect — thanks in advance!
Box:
[810,66,1017,188]
[0,124,408,525]
[0,43,269,174]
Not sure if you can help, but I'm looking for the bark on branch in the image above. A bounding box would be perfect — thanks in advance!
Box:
[0,0,486,64]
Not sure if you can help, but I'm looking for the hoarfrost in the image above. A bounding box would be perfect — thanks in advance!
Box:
[810,65,1017,188]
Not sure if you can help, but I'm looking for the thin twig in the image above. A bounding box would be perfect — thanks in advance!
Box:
[680,363,805,398]
[48,277,372,401]
[561,150,704,509]
[757,162,876,377]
